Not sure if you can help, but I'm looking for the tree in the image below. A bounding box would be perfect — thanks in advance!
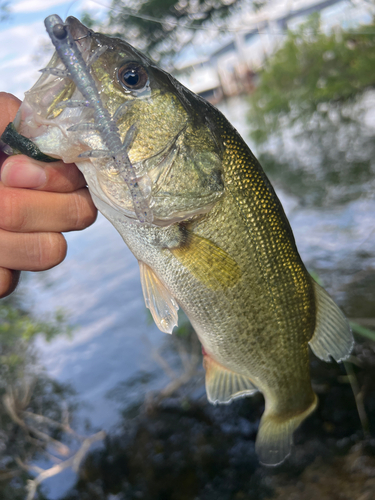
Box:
[247,13,375,206]
[88,0,256,66]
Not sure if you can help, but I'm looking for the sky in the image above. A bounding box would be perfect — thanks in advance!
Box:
[1,0,373,100]
[0,0,110,99]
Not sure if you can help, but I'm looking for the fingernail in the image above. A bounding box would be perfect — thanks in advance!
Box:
[1,157,47,188]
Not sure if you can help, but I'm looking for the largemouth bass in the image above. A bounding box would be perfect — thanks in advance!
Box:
[2,15,353,465]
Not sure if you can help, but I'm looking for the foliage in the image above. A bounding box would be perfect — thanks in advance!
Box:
[87,0,255,65]
[249,13,375,140]
[248,14,375,206]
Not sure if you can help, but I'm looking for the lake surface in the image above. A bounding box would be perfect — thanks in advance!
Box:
[3,95,375,499]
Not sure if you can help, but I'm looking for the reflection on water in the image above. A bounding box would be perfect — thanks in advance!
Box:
[0,296,82,499]
[0,95,374,499]
[24,214,166,432]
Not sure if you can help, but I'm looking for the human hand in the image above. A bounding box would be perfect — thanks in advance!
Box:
[0,92,97,298]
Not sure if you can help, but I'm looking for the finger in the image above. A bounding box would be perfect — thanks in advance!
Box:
[0,268,20,299]
[1,155,87,193]
[0,229,67,272]
[0,92,21,134]
[0,184,97,233]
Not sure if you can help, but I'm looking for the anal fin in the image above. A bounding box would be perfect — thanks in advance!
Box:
[309,281,354,362]
[203,351,258,404]
[139,261,179,334]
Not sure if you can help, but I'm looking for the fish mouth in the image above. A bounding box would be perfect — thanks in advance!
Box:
[12,18,95,154]
[66,16,92,42]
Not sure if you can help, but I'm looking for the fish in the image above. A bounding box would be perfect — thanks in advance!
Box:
[2,15,353,465]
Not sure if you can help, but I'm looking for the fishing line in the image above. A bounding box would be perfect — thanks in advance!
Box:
[65,0,81,19]
[88,0,375,35]
[88,0,235,31]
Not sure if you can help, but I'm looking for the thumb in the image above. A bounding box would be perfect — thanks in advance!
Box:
[0,268,20,299]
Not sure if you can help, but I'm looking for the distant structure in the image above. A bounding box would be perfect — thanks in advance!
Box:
[174,0,372,103]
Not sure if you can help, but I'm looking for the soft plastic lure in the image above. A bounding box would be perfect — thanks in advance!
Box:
[43,14,153,224]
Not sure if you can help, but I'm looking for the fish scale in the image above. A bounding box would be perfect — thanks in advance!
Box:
[1,15,353,466]
[220,124,315,345]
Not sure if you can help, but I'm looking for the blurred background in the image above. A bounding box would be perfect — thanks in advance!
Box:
[1,1,375,499]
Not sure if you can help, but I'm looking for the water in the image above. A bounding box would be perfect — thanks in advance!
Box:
[24,214,166,429]
[2,95,375,499]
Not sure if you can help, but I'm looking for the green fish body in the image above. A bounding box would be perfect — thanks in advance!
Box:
[8,16,353,465]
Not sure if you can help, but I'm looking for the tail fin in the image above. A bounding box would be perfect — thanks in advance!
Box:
[255,395,318,466]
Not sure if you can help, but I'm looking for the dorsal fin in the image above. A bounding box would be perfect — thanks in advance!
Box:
[139,261,179,334]
[309,281,354,362]
[203,351,258,404]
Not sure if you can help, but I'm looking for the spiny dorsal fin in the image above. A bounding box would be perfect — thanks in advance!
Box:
[309,281,354,362]
[203,351,258,404]
[256,393,318,466]
[170,231,241,290]
[139,261,179,334]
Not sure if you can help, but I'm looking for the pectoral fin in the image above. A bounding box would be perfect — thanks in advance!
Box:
[203,351,258,404]
[309,281,354,362]
[139,261,179,334]
[170,231,241,290]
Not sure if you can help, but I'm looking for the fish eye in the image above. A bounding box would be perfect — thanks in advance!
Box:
[117,62,148,92]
